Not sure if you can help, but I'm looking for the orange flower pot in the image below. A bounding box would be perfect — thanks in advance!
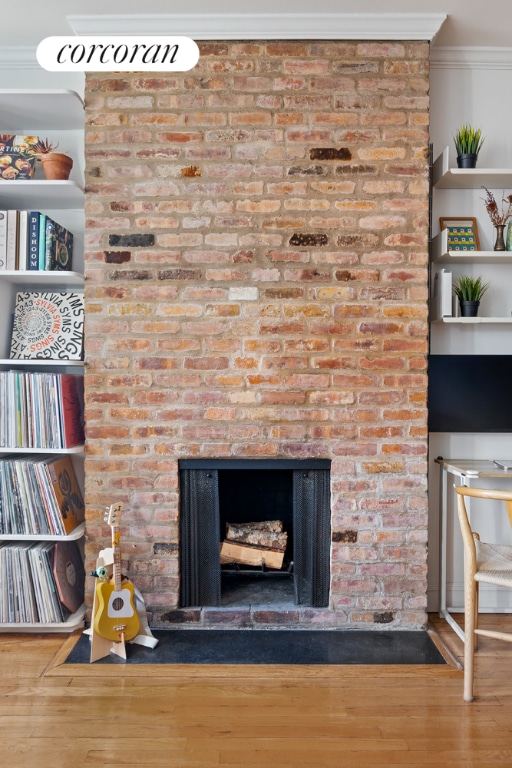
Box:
[40,152,74,180]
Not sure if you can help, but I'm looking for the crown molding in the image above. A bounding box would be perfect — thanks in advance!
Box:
[0,46,38,69]
[430,46,512,70]
[67,13,446,41]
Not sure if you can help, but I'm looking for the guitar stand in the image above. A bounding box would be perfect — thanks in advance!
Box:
[86,546,159,663]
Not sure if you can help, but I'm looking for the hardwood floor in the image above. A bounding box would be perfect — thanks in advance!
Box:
[1,615,512,767]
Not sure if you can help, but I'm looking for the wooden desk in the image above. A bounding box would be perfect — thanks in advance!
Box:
[435,458,512,642]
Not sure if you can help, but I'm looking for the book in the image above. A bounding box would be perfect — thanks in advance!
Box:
[44,455,85,533]
[6,210,18,270]
[17,211,28,270]
[37,213,46,270]
[432,268,452,320]
[57,375,85,448]
[0,135,37,180]
[44,216,73,271]
[9,291,84,360]
[0,210,6,269]
[28,212,40,270]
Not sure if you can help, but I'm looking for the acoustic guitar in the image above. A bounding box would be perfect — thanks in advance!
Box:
[93,502,140,642]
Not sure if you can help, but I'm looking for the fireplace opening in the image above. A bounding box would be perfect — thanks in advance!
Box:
[218,468,295,606]
[179,459,331,609]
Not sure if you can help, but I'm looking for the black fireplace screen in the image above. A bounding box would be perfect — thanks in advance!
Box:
[179,461,331,608]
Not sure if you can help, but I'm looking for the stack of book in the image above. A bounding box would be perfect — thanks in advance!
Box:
[0,210,74,271]
[0,454,85,536]
[0,371,85,449]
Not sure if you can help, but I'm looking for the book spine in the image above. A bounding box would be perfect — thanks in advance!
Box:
[37,214,46,270]
[44,216,55,271]
[6,210,19,271]
[0,211,7,269]
[28,212,40,270]
[17,211,28,271]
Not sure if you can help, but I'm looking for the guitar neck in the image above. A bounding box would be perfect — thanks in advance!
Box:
[111,525,122,592]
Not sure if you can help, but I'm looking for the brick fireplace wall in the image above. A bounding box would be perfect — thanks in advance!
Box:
[83,40,430,629]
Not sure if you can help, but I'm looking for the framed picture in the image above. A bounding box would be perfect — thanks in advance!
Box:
[439,217,480,251]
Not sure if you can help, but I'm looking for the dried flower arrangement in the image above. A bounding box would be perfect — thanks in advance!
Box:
[482,186,512,226]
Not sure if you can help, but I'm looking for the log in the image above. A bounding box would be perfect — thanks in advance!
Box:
[225,526,287,552]
[219,541,285,570]
[226,520,283,536]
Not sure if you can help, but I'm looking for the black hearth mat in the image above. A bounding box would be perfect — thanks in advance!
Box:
[64,629,446,665]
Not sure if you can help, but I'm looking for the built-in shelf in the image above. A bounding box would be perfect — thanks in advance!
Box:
[0,604,85,634]
[0,180,84,209]
[0,522,85,542]
[0,445,84,455]
[0,358,84,368]
[0,88,86,635]
[0,89,84,131]
[0,270,84,286]
[433,147,512,189]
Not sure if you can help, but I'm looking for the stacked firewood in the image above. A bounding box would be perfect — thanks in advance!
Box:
[219,520,288,570]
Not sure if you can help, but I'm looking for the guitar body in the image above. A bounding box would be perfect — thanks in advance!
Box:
[94,580,140,642]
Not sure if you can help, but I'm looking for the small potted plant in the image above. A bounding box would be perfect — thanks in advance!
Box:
[29,138,73,181]
[453,274,489,317]
[453,124,485,168]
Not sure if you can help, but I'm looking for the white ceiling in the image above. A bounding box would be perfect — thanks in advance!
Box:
[4,0,512,50]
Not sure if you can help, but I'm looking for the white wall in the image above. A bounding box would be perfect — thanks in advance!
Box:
[428,49,512,611]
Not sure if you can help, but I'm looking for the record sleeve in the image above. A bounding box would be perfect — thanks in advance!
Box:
[52,540,85,615]
[9,291,84,360]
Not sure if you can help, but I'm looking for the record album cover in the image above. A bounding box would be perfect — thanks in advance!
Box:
[52,540,85,614]
[9,291,84,360]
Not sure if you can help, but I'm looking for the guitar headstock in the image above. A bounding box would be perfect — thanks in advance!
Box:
[105,502,122,528]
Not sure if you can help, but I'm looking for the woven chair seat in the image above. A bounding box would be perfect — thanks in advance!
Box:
[475,540,512,587]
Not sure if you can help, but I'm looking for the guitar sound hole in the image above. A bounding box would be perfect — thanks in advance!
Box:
[112,597,124,612]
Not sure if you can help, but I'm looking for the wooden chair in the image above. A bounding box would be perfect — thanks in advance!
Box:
[455,485,512,701]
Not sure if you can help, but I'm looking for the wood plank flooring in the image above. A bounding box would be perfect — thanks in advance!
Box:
[1,615,512,767]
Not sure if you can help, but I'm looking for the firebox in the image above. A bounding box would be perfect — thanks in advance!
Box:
[179,459,331,609]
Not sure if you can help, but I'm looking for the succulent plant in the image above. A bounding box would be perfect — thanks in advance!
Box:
[29,138,61,155]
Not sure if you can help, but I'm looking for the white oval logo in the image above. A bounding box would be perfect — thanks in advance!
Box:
[37,36,199,72]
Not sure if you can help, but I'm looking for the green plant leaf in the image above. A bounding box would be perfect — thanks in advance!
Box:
[452,274,489,301]
[453,124,485,156]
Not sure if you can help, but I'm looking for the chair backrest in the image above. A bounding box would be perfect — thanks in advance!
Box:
[455,487,512,572]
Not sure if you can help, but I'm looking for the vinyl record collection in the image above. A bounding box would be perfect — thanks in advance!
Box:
[0,454,84,536]
[0,371,84,449]
[0,540,84,623]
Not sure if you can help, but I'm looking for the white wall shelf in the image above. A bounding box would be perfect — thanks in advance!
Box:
[0,522,85,543]
[0,359,84,368]
[0,446,84,455]
[433,147,512,189]
[0,180,84,209]
[0,270,84,286]
[0,89,84,131]
[433,316,512,324]
[0,605,85,634]
[431,230,512,264]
